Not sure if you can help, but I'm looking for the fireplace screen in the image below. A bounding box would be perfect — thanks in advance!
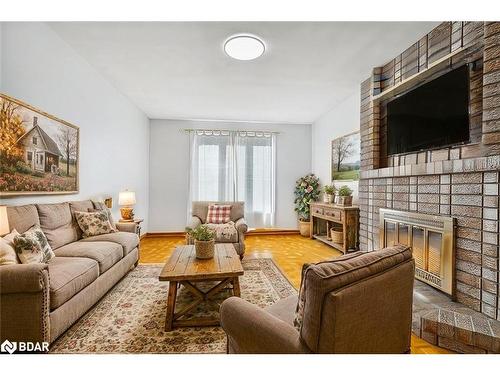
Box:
[379,209,455,296]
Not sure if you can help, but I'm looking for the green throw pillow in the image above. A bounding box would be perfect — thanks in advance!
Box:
[74,210,117,238]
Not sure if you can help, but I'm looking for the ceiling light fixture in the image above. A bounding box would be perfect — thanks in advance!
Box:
[224,34,265,61]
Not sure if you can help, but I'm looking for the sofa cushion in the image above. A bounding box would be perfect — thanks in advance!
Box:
[6,204,40,234]
[69,200,95,238]
[0,229,20,265]
[80,231,139,256]
[295,245,412,350]
[48,256,99,310]
[36,203,79,250]
[205,222,238,243]
[54,241,123,274]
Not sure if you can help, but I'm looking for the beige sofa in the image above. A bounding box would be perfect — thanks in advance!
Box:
[220,245,415,354]
[0,200,140,345]
[186,201,248,258]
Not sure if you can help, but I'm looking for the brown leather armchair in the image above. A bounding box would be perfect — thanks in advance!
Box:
[220,245,415,354]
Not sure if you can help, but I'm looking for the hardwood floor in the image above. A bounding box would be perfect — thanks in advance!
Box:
[139,233,451,354]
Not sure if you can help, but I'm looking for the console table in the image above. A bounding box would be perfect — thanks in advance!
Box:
[309,202,359,254]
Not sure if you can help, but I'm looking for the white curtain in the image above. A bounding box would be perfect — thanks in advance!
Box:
[188,130,276,228]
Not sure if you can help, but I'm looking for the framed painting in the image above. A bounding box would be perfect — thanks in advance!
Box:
[0,93,79,196]
[331,130,360,182]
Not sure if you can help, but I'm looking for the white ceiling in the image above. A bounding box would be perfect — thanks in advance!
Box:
[49,22,439,124]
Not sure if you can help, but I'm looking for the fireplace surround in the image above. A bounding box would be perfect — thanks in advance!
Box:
[359,22,500,324]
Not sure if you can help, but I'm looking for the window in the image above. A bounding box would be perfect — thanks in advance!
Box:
[27,151,33,161]
[189,130,276,228]
[33,136,38,145]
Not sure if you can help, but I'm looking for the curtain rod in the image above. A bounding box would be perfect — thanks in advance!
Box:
[182,128,281,134]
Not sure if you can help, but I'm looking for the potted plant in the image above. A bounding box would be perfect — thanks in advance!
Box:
[323,184,336,204]
[336,185,353,206]
[294,173,320,237]
[185,224,216,259]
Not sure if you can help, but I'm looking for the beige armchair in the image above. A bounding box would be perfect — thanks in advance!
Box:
[220,245,415,354]
[186,201,248,258]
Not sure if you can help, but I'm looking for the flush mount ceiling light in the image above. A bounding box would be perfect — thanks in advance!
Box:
[224,34,265,61]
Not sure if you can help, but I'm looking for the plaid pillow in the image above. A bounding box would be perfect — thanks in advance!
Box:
[206,204,232,224]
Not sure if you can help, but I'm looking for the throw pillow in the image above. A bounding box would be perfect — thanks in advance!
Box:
[13,227,55,264]
[74,210,118,238]
[0,229,20,265]
[205,221,238,242]
[91,201,117,229]
[293,262,312,331]
[206,204,232,224]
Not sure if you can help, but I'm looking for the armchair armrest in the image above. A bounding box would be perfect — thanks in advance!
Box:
[0,263,50,343]
[186,216,202,231]
[234,218,248,234]
[116,222,138,233]
[220,297,309,354]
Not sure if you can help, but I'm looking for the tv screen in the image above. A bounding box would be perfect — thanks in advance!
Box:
[387,65,470,155]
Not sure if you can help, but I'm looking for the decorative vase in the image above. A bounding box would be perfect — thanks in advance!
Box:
[194,239,215,259]
[298,220,311,237]
[336,196,353,207]
[323,194,334,204]
[330,228,343,243]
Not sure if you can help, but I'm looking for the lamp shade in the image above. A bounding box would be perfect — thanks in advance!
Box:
[118,191,136,206]
[0,206,10,236]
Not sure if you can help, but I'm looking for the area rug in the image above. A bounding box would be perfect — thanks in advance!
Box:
[50,258,296,354]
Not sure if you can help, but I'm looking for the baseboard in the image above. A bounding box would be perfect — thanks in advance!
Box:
[142,228,300,238]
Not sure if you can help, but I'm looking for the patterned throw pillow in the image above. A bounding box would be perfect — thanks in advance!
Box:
[293,262,312,331]
[205,221,238,242]
[206,204,232,224]
[74,211,118,238]
[91,201,117,229]
[13,227,55,264]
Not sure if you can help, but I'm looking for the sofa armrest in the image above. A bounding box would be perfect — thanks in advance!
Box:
[0,263,50,343]
[234,218,248,234]
[0,263,49,294]
[116,222,138,233]
[220,297,309,354]
[186,216,202,231]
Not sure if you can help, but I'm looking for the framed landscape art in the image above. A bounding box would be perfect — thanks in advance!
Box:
[0,93,79,196]
[331,130,360,182]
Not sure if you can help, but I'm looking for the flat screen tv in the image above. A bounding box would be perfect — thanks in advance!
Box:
[387,65,470,155]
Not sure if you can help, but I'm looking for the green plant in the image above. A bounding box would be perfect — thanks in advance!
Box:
[294,173,320,221]
[337,185,353,197]
[323,184,336,195]
[186,224,215,241]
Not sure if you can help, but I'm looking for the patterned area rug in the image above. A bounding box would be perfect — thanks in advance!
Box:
[50,258,296,353]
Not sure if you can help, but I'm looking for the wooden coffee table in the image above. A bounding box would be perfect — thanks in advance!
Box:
[159,243,244,331]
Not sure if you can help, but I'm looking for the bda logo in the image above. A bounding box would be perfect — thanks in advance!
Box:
[1,340,17,354]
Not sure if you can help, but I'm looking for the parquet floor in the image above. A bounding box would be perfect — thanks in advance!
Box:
[139,233,451,354]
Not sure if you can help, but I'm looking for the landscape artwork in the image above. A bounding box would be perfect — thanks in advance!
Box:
[0,94,79,195]
[331,131,360,181]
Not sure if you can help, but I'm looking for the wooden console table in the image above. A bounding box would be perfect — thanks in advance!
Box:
[309,202,359,254]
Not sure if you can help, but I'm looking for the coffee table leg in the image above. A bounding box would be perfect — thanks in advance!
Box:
[165,281,178,331]
[232,277,241,297]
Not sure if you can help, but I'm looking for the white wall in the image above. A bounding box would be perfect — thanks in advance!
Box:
[1,23,150,232]
[311,92,360,200]
[149,119,312,232]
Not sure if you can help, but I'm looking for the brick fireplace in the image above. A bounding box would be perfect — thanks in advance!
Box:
[358,21,500,325]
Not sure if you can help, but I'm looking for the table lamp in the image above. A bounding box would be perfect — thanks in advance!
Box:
[0,206,10,236]
[118,190,136,221]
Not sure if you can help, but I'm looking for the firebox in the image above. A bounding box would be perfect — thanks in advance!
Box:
[379,209,456,297]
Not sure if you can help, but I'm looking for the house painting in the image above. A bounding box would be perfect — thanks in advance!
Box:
[17,116,62,174]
